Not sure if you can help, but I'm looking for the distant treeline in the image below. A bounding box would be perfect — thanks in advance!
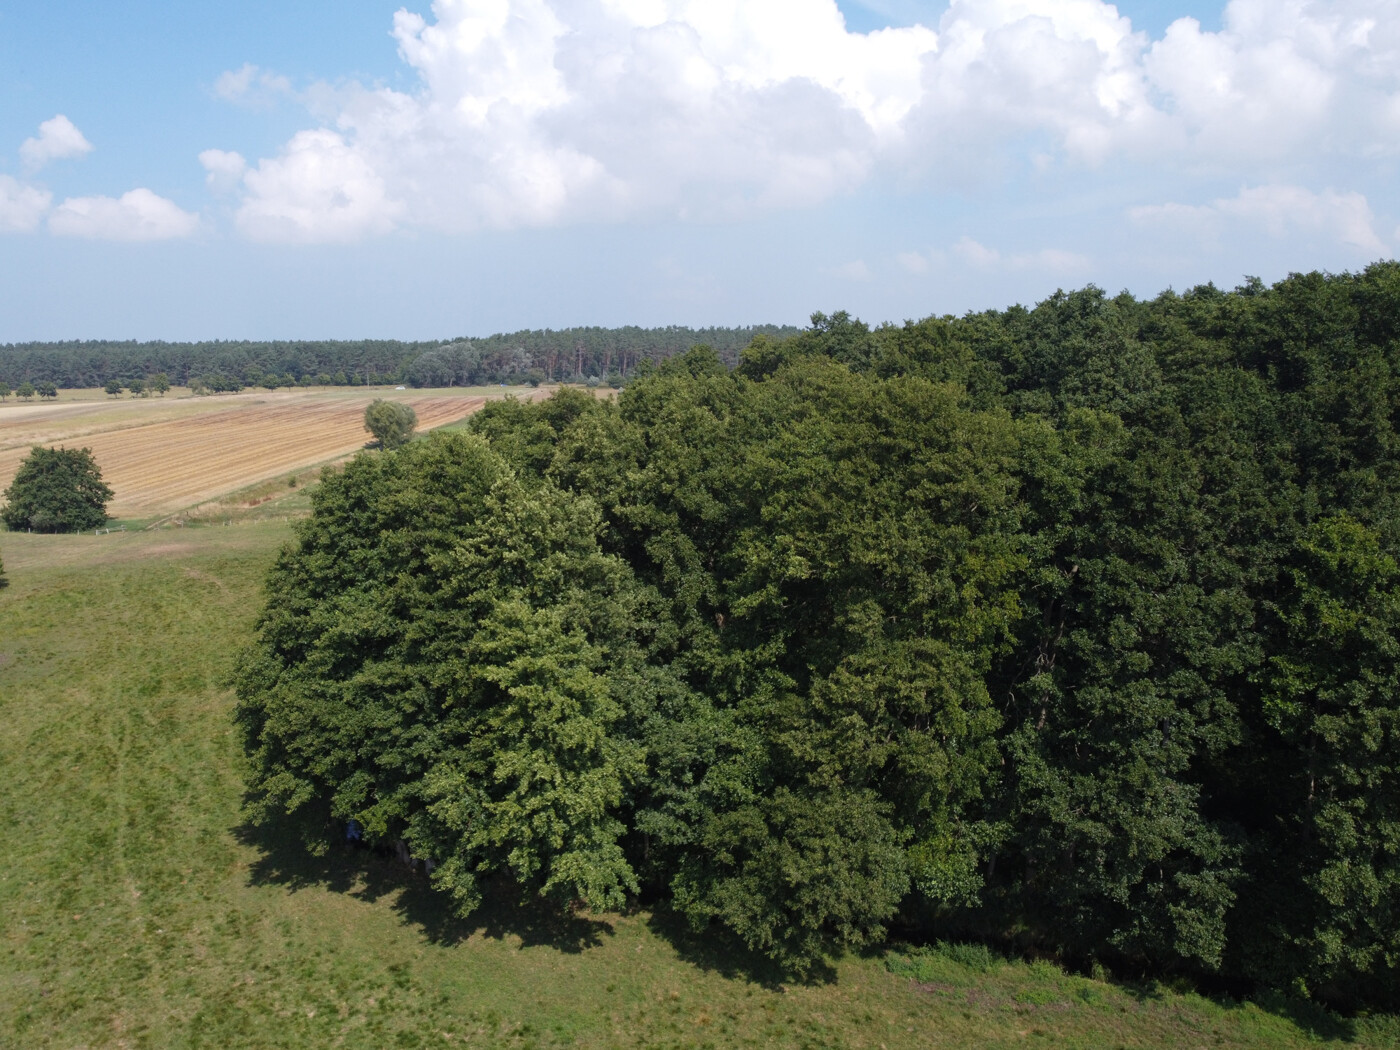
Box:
[238,262,1400,1009]
[0,325,801,390]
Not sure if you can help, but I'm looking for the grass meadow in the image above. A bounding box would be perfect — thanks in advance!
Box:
[1,521,1398,1048]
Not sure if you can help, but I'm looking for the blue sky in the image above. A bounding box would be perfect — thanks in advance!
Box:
[1,0,1395,340]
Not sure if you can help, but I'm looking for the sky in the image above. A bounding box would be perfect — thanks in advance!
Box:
[0,0,1396,340]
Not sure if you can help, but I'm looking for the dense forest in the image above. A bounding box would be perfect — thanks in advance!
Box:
[0,325,800,391]
[234,264,1400,1010]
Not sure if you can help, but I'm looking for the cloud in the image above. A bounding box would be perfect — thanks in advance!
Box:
[48,189,200,241]
[199,149,248,193]
[951,236,1090,272]
[1130,184,1388,254]
[0,175,53,232]
[215,63,295,106]
[235,130,404,243]
[833,259,872,281]
[896,250,930,273]
[20,115,94,171]
[207,0,1400,242]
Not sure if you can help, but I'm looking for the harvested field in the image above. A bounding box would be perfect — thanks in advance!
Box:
[0,388,543,518]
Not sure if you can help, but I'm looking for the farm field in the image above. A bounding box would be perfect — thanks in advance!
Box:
[0,522,1395,1049]
[0,387,544,519]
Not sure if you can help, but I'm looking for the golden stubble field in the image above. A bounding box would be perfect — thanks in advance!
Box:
[0,387,546,519]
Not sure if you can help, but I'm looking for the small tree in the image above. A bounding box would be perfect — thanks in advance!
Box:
[104,379,123,397]
[364,399,417,449]
[16,382,35,400]
[2,446,114,533]
[37,382,58,399]
[149,373,170,396]
[128,378,146,397]
[0,383,11,401]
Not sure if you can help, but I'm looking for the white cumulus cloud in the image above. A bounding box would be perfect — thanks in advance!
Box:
[0,175,53,232]
[199,149,248,193]
[205,0,1400,242]
[49,189,200,241]
[215,63,295,106]
[20,115,94,171]
[235,130,404,243]
[1130,184,1388,254]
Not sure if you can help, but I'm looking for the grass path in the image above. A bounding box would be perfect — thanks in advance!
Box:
[0,524,1395,1048]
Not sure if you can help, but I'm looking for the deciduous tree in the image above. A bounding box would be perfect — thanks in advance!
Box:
[1,446,113,533]
[363,399,418,449]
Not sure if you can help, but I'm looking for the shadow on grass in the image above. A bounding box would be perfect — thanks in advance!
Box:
[235,816,613,954]
[888,931,1366,1044]
[235,813,835,989]
[1091,967,1361,1042]
[642,907,837,991]
[1245,990,1359,1044]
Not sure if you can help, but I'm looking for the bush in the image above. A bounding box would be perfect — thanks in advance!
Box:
[2,446,113,533]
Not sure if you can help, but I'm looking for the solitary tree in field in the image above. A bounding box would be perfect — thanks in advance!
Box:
[364,399,418,449]
[16,382,35,400]
[1,446,114,533]
[104,379,123,397]
[149,373,170,396]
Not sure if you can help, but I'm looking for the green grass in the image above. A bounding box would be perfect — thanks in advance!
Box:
[0,524,1396,1048]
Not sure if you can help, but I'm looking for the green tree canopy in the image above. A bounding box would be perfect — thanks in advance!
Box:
[2,446,114,533]
[235,434,669,914]
[235,264,1400,1006]
[363,399,418,449]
